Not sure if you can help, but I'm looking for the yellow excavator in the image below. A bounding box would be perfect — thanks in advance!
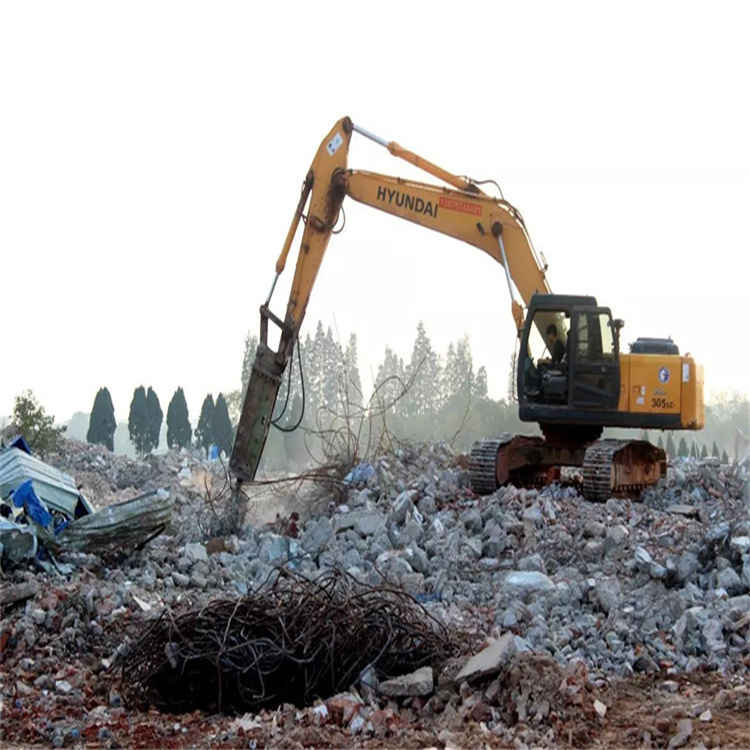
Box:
[230,117,705,501]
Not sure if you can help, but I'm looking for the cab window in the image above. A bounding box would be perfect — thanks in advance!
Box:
[577,312,615,361]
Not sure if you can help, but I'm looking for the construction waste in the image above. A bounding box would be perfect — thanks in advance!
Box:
[0,438,173,563]
[0,437,748,748]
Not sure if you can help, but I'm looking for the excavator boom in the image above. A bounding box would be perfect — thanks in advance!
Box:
[231,116,552,482]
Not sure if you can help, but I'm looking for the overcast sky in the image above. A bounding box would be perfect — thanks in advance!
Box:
[1,0,748,426]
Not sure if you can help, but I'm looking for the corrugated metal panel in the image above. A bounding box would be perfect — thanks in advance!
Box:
[0,448,94,517]
[56,489,173,551]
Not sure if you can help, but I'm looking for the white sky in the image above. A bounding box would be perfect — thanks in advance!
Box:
[1,0,748,426]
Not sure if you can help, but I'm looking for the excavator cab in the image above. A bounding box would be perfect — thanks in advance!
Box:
[518,294,621,428]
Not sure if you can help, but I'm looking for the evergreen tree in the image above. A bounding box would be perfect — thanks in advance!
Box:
[241,332,259,391]
[195,394,215,451]
[405,321,442,419]
[712,441,720,458]
[296,332,315,429]
[166,387,192,449]
[666,434,676,458]
[311,322,327,410]
[374,346,407,418]
[721,449,729,463]
[474,366,489,400]
[128,386,150,457]
[146,387,163,454]
[700,444,708,459]
[657,435,664,449]
[690,441,697,459]
[642,430,650,443]
[454,334,474,396]
[344,333,363,408]
[213,393,234,457]
[87,387,116,451]
[322,326,344,412]
[677,437,688,457]
[283,393,306,467]
[442,343,459,402]
[442,333,474,405]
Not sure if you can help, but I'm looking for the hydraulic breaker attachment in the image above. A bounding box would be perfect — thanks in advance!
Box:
[230,304,294,483]
[230,343,284,482]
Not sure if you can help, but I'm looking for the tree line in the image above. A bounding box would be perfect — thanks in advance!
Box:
[86,385,233,458]
[6,321,748,467]
[241,321,526,470]
[239,321,749,471]
[652,432,729,463]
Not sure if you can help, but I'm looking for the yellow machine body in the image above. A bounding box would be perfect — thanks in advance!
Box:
[618,354,705,429]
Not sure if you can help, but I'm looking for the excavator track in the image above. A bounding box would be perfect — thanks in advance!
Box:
[470,435,666,502]
[582,440,620,502]
[469,436,512,496]
[583,439,666,502]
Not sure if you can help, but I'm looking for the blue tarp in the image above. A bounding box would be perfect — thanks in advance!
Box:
[11,479,52,529]
[9,436,32,455]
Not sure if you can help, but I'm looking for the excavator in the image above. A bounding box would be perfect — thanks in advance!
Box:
[230,117,705,501]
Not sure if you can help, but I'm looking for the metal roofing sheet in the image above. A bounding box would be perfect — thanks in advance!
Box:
[56,489,172,551]
[0,447,94,517]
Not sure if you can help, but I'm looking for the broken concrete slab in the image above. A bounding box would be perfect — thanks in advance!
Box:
[454,632,515,685]
[183,542,208,564]
[0,579,38,607]
[335,511,387,538]
[503,571,555,598]
[668,504,699,518]
[0,520,37,562]
[378,666,434,697]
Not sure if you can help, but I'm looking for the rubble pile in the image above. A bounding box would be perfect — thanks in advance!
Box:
[0,437,748,747]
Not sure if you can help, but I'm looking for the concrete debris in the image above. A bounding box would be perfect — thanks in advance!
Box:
[0,437,747,749]
[0,578,38,605]
[378,666,434,697]
[0,520,37,561]
[454,633,515,684]
[668,718,693,748]
[1,439,173,562]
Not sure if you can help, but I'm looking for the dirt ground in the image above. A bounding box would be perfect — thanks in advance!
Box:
[2,666,748,748]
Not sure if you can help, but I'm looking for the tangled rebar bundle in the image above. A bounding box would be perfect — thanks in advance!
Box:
[120,568,457,714]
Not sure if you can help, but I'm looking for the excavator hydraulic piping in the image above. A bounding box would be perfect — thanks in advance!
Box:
[495,228,515,304]
[352,122,388,147]
[265,273,280,306]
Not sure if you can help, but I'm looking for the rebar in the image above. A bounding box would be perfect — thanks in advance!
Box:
[120,567,457,715]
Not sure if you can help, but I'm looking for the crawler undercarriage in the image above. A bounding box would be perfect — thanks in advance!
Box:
[469,432,666,502]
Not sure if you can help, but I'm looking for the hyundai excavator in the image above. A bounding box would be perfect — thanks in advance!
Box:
[230,117,705,501]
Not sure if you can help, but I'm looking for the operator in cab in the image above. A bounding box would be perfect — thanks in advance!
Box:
[546,324,565,366]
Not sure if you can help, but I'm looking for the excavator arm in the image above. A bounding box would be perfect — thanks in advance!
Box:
[230,116,553,482]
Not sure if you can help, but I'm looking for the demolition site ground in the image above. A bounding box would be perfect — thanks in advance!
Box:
[0,438,748,748]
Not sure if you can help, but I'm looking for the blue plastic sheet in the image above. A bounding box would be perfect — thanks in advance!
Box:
[11,479,52,529]
[416,591,442,603]
[343,462,375,485]
[10,436,32,455]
